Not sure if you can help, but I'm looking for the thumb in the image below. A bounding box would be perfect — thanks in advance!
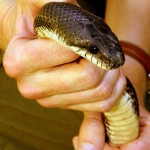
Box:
[73,112,105,150]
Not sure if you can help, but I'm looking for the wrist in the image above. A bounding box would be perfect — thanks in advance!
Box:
[123,55,147,108]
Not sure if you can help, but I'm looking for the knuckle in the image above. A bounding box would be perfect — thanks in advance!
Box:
[96,100,114,112]
[3,52,27,78]
[37,101,48,108]
[84,116,102,128]
[17,81,39,99]
[79,66,100,88]
[36,97,62,108]
[36,99,53,108]
[94,82,113,100]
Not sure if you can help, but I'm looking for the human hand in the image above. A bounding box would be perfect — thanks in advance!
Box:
[73,107,150,150]
[2,0,126,112]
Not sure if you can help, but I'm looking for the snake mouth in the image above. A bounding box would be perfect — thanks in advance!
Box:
[74,48,125,70]
[93,57,124,70]
[95,47,125,70]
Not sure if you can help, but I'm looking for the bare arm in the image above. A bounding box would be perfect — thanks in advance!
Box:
[105,0,150,107]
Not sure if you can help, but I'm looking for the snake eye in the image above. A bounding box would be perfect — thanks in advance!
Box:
[88,44,99,54]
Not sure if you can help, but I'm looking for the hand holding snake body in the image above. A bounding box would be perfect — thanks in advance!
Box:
[34,2,139,146]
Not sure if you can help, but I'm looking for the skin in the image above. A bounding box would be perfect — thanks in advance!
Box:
[73,0,150,150]
[1,0,126,112]
[0,0,150,150]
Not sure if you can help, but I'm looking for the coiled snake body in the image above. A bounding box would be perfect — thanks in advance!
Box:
[34,2,139,146]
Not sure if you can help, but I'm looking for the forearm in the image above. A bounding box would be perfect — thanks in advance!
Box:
[123,55,147,108]
[105,0,150,107]
[0,0,16,51]
[105,0,150,54]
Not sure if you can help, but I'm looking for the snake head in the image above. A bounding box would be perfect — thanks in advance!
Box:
[69,35,125,70]
[73,22,125,70]
[87,38,125,70]
[70,15,126,70]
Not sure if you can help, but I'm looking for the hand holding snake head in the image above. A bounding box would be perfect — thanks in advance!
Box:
[34,2,125,70]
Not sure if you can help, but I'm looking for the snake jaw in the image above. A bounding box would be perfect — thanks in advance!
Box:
[69,45,125,70]
[91,51,125,70]
[76,50,123,70]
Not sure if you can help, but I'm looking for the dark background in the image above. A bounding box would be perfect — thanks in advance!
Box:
[77,0,106,19]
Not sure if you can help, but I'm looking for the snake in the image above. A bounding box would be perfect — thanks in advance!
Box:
[34,2,139,146]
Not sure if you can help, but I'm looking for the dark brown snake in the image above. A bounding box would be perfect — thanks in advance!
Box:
[34,2,139,146]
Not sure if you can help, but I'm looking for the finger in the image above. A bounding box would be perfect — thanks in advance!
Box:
[17,58,104,99]
[35,68,125,109]
[4,37,78,78]
[73,136,119,150]
[76,112,120,150]
[77,112,105,150]
[63,68,126,112]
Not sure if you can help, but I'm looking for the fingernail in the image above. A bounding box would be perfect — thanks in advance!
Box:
[78,143,95,150]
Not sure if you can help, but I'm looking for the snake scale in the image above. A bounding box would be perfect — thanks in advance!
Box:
[34,2,139,146]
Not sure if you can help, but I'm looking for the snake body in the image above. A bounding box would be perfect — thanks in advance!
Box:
[34,2,139,146]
